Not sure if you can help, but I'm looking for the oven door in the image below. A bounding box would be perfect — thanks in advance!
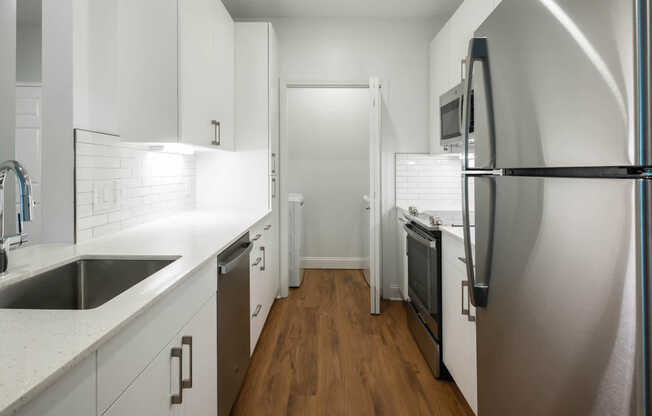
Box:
[404,223,440,339]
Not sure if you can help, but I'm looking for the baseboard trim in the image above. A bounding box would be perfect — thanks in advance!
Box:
[387,284,404,301]
[302,257,368,270]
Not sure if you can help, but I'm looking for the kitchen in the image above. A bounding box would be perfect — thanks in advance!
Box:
[0,0,648,415]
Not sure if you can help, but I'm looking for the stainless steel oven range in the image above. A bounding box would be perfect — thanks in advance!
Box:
[403,219,448,379]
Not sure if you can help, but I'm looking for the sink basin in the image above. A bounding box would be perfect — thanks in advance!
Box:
[0,257,178,310]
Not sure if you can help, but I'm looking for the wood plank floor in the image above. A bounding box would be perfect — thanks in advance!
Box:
[232,269,474,416]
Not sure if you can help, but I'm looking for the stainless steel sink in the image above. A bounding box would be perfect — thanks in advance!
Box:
[0,257,178,310]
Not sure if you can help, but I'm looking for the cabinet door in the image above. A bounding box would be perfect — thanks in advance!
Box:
[118,0,178,142]
[103,336,177,416]
[178,295,218,416]
[466,0,498,36]
[429,28,449,154]
[179,0,223,148]
[269,24,280,177]
[266,215,280,301]
[73,0,119,134]
[448,2,472,90]
[261,222,278,314]
[396,218,409,299]
[250,223,266,353]
[442,234,478,413]
[211,0,235,150]
[235,22,272,211]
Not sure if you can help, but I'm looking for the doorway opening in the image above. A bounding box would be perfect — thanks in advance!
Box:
[280,80,382,314]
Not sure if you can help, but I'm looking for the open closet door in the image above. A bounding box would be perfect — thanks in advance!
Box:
[369,77,382,315]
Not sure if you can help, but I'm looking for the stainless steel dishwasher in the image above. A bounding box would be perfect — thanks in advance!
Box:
[217,233,253,416]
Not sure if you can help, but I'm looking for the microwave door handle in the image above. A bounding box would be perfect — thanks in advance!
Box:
[463,37,496,171]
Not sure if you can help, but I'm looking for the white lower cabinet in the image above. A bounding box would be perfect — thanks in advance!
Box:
[397,214,409,300]
[97,260,217,413]
[14,354,96,416]
[249,214,279,354]
[442,232,477,414]
[104,294,217,416]
[175,293,218,416]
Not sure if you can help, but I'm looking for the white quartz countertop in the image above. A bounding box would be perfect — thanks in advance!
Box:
[0,209,270,415]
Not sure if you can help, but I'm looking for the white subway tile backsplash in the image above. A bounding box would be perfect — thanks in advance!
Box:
[75,131,196,242]
[395,153,463,212]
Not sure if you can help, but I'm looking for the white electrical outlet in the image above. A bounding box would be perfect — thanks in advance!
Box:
[93,180,119,213]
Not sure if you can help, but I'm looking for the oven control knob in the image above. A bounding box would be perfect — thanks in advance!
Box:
[430,216,443,226]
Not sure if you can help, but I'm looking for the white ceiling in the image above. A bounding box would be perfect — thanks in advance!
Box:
[221,0,462,19]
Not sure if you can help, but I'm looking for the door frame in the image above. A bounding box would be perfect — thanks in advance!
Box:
[279,79,383,315]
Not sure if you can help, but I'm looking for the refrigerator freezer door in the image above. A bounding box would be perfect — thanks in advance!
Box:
[473,175,643,415]
[470,0,638,169]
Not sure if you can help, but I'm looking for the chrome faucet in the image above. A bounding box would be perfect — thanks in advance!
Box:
[0,160,33,273]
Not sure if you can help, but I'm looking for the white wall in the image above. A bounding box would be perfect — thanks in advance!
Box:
[0,0,16,162]
[286,87,369,264]
[272,17,443,298]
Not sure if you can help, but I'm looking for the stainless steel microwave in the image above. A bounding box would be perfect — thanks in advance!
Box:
[439,83,474,148]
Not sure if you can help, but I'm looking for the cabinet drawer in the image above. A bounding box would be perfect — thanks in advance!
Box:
[97,259,217,414]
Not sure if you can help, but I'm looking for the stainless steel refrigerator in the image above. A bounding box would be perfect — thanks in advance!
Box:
[460,0,651,414]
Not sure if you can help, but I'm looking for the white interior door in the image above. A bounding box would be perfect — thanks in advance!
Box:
[369,77,382,315]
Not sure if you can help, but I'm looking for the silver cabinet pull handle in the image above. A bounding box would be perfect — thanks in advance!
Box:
[460,57,466,82]
[211,120,221,146]
[171,347,183,405]
[271,153,277,174]
[260,246,266,271]
[252,233,262,241]
[181,336,193,389]
[461,280,470,316]
[271,177,277,199]
[252,257,262,267]
[468,300,476,322]
[264,224,272,231]
[252,304,262,317]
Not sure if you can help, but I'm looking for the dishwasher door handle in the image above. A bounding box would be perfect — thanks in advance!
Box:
[218,242,254,274]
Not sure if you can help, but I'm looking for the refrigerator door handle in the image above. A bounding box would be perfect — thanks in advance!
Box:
[462,174,491,308]
[463,37,496,171]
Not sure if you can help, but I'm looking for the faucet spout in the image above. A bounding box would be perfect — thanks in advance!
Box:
[0,160,33,224]
[0,160,34,273]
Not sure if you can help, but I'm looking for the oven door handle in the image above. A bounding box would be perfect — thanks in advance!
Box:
[403,224,437,249]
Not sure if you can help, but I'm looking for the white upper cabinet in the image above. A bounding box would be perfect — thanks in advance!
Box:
[74,0,235,149]
[73,0,119,135]
[180,0,234,149]
[118,0,179,143]
[429,23,450,154]
[235,22,279,210]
